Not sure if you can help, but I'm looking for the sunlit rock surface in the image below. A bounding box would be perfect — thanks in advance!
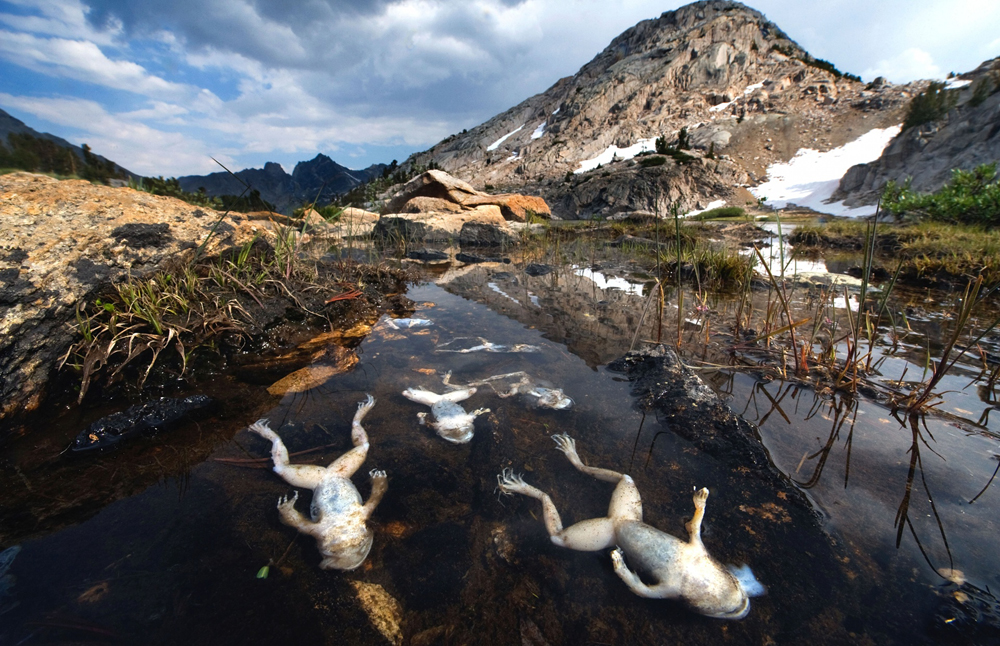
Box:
[0,172,261,420]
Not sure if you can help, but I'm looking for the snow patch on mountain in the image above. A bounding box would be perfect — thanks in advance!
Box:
[751,125,901,216]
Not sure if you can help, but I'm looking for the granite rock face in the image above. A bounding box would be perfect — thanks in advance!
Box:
[835,57,1000,207]
[0,172,261,422]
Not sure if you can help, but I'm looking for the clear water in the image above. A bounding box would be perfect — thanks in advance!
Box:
[1,249,998,645]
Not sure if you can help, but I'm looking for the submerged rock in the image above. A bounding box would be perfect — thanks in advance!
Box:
[72,395,214,452]
[349,580,404,646]
[266,345,359,396]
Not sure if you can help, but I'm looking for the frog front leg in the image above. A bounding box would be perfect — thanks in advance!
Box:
[362,469,388,519]
[611,548,683,599]
[276,492,324,537]
[685,487,710,548]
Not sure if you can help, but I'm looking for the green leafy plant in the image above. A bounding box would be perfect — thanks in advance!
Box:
[882,163,1000,227]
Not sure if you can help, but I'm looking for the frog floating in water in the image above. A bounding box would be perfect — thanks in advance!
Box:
[442,371,573,410]
[249,395,387,570]
[401,387,490,443]
[435,336,540,354]
[498,434,764,619]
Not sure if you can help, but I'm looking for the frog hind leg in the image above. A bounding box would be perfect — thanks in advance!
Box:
[329,395,376,479]
[498,469,614,551]
[249,419,326,489]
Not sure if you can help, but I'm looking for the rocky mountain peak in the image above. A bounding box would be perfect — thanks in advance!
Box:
[405,0,914,219]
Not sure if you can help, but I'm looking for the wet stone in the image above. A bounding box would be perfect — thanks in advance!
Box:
[407,249,451,262]
[523,263,553,276]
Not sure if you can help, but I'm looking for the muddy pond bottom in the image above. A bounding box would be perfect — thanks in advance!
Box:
[1,265,998,644]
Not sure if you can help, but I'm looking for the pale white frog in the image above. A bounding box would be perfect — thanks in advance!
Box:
[442,371,573,410]
[498,434,764,619]
[401,386,490,444]
[249,395,387,570]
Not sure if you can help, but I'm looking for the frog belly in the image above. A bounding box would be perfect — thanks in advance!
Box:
[310,476,363,521]
[615,520,687,575]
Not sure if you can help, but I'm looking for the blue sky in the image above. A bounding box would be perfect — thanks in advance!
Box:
[1,0,998,177]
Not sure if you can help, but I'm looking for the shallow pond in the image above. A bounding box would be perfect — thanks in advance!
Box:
[1,238,998,645]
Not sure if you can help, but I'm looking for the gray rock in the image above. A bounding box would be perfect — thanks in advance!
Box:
[835,57,1000,206]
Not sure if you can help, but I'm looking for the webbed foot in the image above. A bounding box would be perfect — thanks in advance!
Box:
[693,487,709,507]
[369,468,387,481]
[249,418,278,440]
[358,394,376,413]
[471,407,491,417]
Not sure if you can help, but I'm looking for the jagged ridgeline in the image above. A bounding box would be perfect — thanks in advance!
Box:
[177,155,388,215]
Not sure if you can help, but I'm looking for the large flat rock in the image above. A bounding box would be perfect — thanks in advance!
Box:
[0,172,260,422]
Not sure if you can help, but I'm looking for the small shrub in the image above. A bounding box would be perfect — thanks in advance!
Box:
[970,77,993,107]
[689,206,746,220]
[638,156,667,168]
[903,81,958,130]
[677,126,690,150]
[882,163,1000,227]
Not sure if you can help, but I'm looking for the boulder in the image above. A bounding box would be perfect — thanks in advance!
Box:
[329,207,379,239]
[462,194,552,221]
[383,170,551,223]
[384,169,481,213]
[460,222,515,247]
[0,172,261,422]
[373,206,509,244]
[402,196,464,214]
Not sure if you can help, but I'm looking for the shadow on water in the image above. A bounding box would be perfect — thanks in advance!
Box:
[1,242,999,644]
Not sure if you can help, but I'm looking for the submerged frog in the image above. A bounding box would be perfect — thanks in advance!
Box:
[442,371,573,410]
[401,387,490,444]
[498,434,765,619]
[249,395,387,570]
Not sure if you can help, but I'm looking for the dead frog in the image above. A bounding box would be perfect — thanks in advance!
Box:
[401,386,490,444]
[249,395,387,570]
[498,434,764,619]
[442,371,573,410]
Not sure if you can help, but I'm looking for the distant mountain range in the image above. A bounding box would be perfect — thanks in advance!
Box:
[178,156,387,214]
[2,107,386,214]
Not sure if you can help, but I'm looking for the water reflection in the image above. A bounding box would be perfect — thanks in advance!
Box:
[732,373,998,596]
[4,243,1000,643]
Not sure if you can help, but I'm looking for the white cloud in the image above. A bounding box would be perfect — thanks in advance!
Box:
[0,0,119,44]
[861,47,944,83]
[0,29,200,100]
